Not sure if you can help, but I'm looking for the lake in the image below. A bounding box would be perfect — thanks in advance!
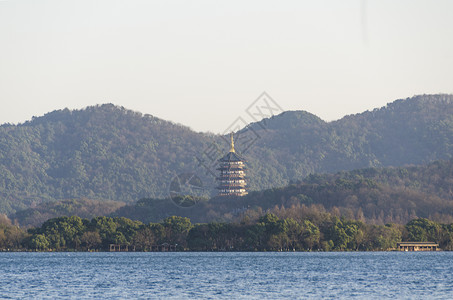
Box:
[0,252,452,299]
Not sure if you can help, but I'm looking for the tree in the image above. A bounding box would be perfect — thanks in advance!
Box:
[0,228,6,249]
[4,226,27,249]
[31,234,50,251]
[114,217,142,244]
[300,220,320,250]
[187,224,211,251]
[162,216,192,248]
[132,226,156,251]
[371,224,401,250]
[258,214,287,250]
[284,218,301,251]
[80,231,101,251]
[89,217,118,249]
[244,223,266,251]
[38,216,87,250]
[406,218,442,242]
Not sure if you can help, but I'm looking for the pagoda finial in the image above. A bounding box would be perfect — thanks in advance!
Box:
[230,132,235,153]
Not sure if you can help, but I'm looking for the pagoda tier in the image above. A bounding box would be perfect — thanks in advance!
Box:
[216,133,248,197]
[216,179,246,186]
[216,170,246,175]
[216,176,247,181]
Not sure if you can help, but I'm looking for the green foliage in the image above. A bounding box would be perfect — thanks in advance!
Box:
[32,216,87,250]
[187,224,212,251]
[0,104,209,215]
[299,220,320,250]
[2,95,453,216]
[88,216,121,248]
[2,214,453,251]
[369,224,402,251]
[162,216,192,248]
[406,218,442,242]
[80,231,101,251]
[30,234,50,250]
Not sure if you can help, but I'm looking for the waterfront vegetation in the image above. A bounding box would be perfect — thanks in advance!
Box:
[1,212,453,252]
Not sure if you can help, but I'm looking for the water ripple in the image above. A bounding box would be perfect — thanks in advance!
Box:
[0,252,452,299]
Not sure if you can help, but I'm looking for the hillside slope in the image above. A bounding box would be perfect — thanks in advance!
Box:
[1,94,453,214]
[244,94,453,188]
[0,104,210,213]
[111,159,453,225]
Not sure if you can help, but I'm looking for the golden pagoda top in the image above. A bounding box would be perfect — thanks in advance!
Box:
[230,132,235,153]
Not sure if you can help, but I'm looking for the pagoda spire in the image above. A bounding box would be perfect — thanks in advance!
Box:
[230,132,235,153]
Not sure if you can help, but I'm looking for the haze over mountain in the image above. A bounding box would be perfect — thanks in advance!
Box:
[1,94,453,215]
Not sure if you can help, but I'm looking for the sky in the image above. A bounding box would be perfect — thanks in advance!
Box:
[0,0,452,133]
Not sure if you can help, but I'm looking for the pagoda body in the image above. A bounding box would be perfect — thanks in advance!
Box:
[216,133,247,196]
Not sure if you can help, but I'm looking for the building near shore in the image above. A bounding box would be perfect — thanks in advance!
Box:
[397,242,439,251]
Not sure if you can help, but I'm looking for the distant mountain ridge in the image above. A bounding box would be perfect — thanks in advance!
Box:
[1,94,453,214]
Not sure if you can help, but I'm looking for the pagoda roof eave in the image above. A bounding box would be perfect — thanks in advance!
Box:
[218,151,245,162]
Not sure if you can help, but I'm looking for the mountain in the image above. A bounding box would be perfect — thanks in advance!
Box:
[243,94,453,187]
[0,104,210,214]
[1,94,453,215]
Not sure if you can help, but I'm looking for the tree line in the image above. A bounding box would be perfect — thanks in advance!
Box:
[1,212,453,252]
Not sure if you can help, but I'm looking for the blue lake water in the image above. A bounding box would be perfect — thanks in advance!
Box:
[0,252,452,299]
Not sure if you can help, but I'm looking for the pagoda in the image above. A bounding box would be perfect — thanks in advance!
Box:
[216,133,247,196]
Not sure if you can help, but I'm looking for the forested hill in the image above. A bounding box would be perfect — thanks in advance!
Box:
[107,159,453,227]
[0,104,210,213]
[1,94,453,215]
[244,94,453,188]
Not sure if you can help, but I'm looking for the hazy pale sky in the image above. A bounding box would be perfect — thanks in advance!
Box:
[0,0,452,133]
